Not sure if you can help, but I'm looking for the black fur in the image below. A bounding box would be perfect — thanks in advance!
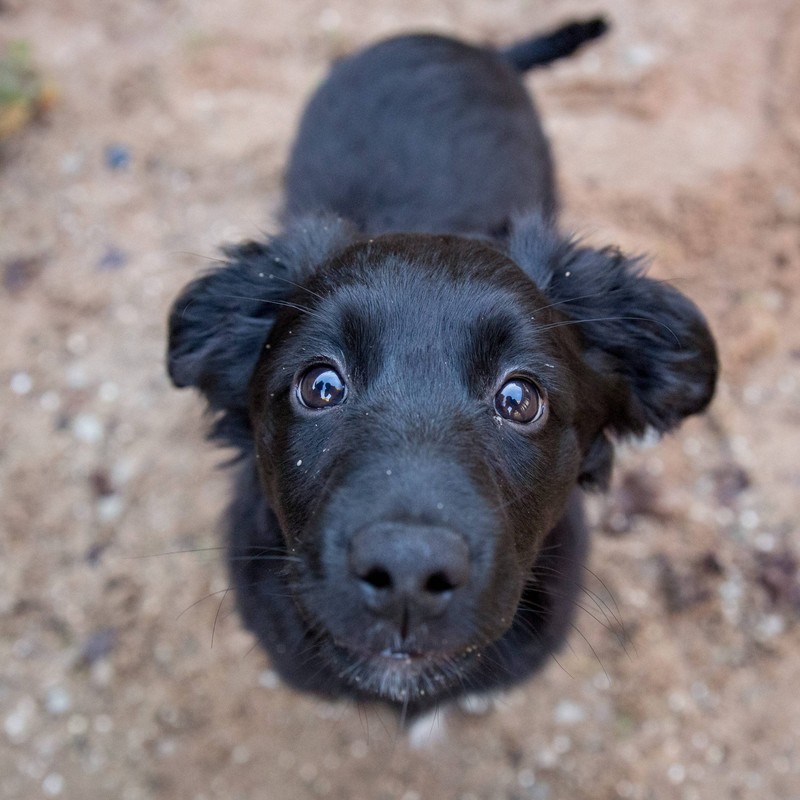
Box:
[167,19,717,717]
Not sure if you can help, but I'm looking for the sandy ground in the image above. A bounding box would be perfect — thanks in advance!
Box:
[1,1,799,798]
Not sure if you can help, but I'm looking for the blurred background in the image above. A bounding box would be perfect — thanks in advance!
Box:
[1,1,798,798]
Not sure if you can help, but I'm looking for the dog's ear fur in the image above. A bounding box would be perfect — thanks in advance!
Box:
[509,215,718,442]
[167,215,354,443]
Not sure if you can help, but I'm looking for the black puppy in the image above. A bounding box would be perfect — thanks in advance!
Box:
[167,19,717,716]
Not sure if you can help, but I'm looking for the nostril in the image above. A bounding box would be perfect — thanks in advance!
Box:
[424,570,457,594]
[361,566,393,590]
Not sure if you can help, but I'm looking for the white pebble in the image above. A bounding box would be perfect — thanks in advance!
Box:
[297,459,303,467]
[554,700,586,725]
[45,687,71,716]
[10,372,33,395]
[667,764,686,784]
[537,747,558,769]
[739,509,759,530]
[624,44,657,68]
[65,364,89,389]
[98,382,120,402]
[72,414,104,444]
[42,773,64,797]
[61,152,84,175]
[756,614,785,639]
[4,697,35,742]
[97,495,124,523]
[258,669,280,690]
[754,532,776,552]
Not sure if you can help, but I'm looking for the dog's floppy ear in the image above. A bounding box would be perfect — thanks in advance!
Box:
[509,215,718,439]
[167,215,353,432]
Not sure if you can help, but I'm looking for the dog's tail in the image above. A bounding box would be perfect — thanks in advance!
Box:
[500,16,609,72]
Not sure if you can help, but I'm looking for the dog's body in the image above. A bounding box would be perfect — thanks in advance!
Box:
[168,19,717,717]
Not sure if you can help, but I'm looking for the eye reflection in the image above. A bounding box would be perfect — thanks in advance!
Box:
[494,378,545,424]
[298,366,347,409]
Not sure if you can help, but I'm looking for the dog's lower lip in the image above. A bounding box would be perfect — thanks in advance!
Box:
[380,648,422,661]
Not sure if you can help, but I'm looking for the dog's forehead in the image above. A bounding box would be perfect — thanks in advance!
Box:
[311,235,547,334]
[283,236,567,388]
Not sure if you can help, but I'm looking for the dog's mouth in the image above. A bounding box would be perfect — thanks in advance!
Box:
[327,637,484,703]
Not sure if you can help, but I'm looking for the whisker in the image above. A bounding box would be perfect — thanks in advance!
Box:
[176,587,232,620]
[538,315,681,345]
[126,546,226,559]
[213,293,322,319]
[211,587,232,647]
[569,621,610,685]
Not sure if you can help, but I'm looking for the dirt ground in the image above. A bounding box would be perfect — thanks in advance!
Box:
[1,1,799,798]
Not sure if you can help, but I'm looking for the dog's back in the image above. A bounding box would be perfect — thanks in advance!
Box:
[283,20,606,236]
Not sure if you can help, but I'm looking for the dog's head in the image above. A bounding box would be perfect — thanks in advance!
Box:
[167,214,717,704]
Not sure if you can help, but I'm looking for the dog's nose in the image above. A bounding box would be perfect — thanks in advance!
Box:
[349,523,470,623]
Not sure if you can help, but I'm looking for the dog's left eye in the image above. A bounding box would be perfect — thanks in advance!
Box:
[297,365,347,409]
[494,378,546,424]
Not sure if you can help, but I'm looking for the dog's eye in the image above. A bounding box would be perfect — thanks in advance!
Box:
[494,378,546,424]
[297,365,347,409]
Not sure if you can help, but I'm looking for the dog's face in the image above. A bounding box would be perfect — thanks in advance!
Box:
[168,215,717,705]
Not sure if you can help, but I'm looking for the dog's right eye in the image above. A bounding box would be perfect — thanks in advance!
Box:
[297,365,347,409]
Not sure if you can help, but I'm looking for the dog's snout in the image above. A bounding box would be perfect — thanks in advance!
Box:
[349,523,470,622]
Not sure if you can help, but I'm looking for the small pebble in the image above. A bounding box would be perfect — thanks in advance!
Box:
[104,143,131,170]
[624,44,657,68]
[554,700,586,726]
[97,495,124,523]
[45,687,71,716]
[258,669,280,690]
[4,697,35,742]
[755,613,785,639]
[10,372,33,395]
[81,629,116,664]
[42,773,64,797]
[72,414,104,444]
[61,152,84,175]
[98,381,120,402]
[98,246,128,271]
[3,255,44,293]
[667,764,686,786]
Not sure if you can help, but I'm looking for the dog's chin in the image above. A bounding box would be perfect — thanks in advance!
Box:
[327,638,483,705]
